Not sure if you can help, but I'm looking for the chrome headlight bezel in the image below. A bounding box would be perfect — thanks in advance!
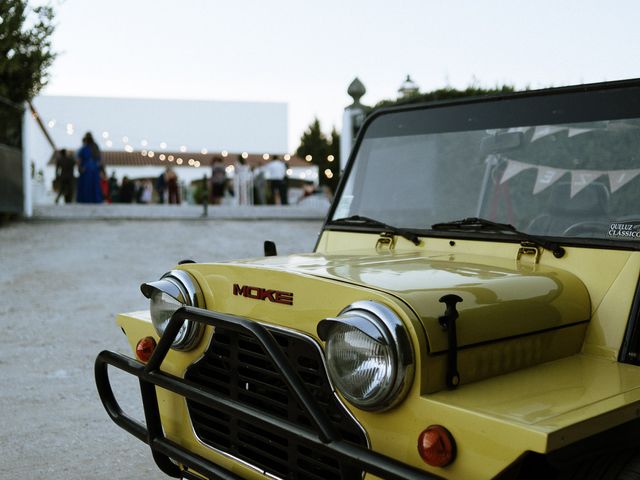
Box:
[317,301,414,411]
[140,270,205,351]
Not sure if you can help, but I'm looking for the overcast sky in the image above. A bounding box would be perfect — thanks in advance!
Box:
[41,0,640,151]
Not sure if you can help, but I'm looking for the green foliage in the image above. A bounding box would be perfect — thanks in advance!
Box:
[0,0,56,103]
[374,85,515,109]
[296,118,341,192]
[0,0,56,147]
[374,85,517,110]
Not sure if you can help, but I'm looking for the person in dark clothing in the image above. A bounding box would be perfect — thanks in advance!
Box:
[156,170,167,204]
[55,149,75,204]
[76,132,103,203]
[119,176,135,203]
[209,156,226,204]
[167,168,180,204]
[108,172,119,203]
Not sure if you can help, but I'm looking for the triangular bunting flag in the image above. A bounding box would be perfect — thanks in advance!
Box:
[533,167,567,194]
[531,126,567,142]
[608,169,640,193]
[567,128,593,137]
[570,170,603,198]
[500,159,534,184]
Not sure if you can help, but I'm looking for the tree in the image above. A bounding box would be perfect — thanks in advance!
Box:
[373,84,516,110]
[0,0,56,147]
[296,118,334,191]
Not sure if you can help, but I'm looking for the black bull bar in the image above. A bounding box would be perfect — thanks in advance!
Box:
[95,306,440,480]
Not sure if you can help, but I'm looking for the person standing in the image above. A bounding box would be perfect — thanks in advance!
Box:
[99,167,111,203]
[252,165,266,205]
[167,167,180,204]
[156,169,167,204]
[54,149,75,204]
[267,155,287,205]
[108,171,119,203]
[76,132,103,203]
[119,176,135,203]
[140,179,153,204]
[209,156,227,205]
[233,155,252,205]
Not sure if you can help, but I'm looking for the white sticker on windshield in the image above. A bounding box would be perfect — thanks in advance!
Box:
[608,223,640,239]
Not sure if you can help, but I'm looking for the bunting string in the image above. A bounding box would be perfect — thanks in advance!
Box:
[499,158,640,198]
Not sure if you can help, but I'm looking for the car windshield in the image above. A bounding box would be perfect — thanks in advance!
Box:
[331,84,640,244]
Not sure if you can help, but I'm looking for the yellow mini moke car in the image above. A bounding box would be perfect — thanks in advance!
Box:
[96,79,640,480]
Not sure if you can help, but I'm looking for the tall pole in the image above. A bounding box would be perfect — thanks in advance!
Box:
[22,103,33,217]
[340,78,368,171]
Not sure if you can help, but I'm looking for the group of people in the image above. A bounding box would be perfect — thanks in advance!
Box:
[53,131,297,206]
[54,132,104,204]
[209,154,290,206]
[54,131,183,205]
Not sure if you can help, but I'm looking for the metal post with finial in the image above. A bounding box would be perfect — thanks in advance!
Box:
[340,77,369,171]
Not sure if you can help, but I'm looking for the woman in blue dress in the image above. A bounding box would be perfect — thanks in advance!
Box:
[76,132,103,203]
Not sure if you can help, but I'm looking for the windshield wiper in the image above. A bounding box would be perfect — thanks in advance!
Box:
[431,217,566,258]
[331,215,421,246]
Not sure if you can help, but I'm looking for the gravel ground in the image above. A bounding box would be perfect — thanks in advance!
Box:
[0,218,322,479]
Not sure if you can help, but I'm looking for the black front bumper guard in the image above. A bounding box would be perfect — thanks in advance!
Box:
[95,306,441,480]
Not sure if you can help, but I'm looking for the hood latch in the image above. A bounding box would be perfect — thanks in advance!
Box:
[517,242,541,265]
[376,232,396,251]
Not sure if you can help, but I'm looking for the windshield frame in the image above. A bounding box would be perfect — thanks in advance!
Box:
[324,78,640,251]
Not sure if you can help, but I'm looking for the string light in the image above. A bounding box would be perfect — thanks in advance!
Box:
[328,155,335,162]
[42,117,312,171]
[325,168,334,179]
[305,155,312,162]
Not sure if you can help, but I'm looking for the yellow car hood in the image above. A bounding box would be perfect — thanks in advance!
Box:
[231,251,591,353]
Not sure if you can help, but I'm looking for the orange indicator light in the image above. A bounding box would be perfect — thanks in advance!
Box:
[418,425,456,467]
[136,336,157,363]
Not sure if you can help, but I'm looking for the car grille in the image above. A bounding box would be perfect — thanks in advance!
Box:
[184,325,368,480]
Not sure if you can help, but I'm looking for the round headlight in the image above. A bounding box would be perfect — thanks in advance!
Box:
[318,301,414,411]
[141,270,205,351]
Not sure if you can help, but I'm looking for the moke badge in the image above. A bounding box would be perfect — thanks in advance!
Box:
[232,284,294,306]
